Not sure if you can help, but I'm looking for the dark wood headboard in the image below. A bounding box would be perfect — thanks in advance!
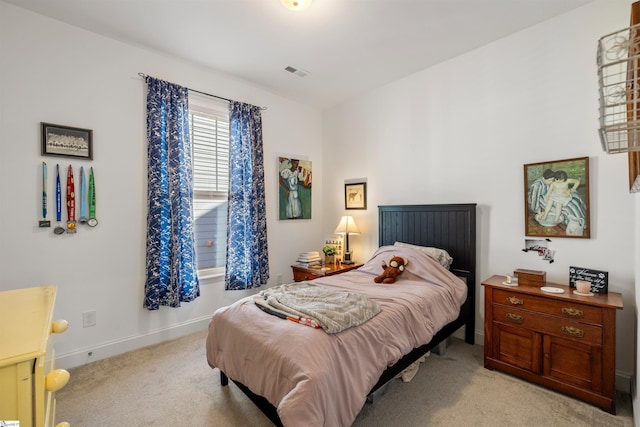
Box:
[378,203,476,279]
[378,203,477,343]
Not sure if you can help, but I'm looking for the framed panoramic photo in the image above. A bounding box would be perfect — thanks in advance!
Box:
[41,122,93,160]
[524,156,590,238]
[345,182,367,210]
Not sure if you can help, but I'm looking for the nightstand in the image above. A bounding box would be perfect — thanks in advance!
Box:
[482,275,623,413]
[291,263,363,282]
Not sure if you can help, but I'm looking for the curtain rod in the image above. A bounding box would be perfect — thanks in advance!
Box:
[138,73,267,110]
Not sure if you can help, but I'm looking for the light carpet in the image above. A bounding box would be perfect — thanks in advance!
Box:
[57,330,633,426]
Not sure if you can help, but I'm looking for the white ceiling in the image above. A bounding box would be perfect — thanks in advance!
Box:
[5,0,594,110]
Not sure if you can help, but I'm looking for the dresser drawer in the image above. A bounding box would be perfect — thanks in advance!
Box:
[493,288,603,324]
[293,270,320,282]
[492,304,603,346]
[0,361,33,425]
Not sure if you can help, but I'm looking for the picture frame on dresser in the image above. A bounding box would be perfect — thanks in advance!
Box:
[524,157,590,238]
[569,265,609,294]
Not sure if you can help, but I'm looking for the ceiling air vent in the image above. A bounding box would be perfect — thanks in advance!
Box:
[284,66,309,78]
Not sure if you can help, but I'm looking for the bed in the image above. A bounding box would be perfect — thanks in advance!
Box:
[206,203,476,426]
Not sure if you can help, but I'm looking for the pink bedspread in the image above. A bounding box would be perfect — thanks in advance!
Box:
[206,245,467,427]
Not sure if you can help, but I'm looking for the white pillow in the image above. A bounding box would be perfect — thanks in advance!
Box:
[393,241,453,269]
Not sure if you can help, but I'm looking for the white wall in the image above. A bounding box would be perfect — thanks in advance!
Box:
[323,0,637,392]
[0,2,325,368]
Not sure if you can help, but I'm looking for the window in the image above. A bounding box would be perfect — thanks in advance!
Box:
[189,94,229,278]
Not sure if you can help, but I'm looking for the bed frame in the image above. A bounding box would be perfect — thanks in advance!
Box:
[219,203,477,426]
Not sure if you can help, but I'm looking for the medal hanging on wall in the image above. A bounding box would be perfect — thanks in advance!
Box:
[87,167,98,227]
[53,164,65,235]
[78,166,87,224]
[66,165,77,234]
[39,161,51,228]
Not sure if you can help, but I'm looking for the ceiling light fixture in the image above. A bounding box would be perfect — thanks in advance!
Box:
[281,0,312,12]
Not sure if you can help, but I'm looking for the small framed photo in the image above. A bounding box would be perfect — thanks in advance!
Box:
[41,122,93,160]
[345,182,367,210]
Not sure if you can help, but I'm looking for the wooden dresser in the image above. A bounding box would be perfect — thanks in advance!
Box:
[291,263,363,282]
[0,286,70,427]
[482,275,623,413]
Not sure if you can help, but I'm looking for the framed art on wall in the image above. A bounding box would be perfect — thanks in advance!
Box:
[41,122,93,160]
[524,156,590,238]
[278,156,312,220]
[345,182,367,210]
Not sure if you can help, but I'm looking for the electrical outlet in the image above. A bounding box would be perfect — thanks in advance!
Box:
[276,274,283,285]
[82,310,97,328]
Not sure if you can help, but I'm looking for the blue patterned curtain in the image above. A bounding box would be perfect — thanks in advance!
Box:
[225,102,269,290]
[144,77,200,309]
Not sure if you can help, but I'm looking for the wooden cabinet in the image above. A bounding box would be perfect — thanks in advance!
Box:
[0,286,70,427]
[291,263,363,282]
[482,275,623,413]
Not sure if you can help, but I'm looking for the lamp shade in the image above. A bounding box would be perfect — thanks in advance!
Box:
[334,216,360,235]
[281,0,312,11]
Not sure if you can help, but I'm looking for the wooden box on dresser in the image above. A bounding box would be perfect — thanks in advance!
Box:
[482,275,623,413]
[0,286,70,427]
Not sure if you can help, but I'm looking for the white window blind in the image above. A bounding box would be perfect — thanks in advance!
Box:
[189,95,229,277]
[191,111,229,193]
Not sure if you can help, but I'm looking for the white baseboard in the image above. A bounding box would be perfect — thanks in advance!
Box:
[55,315,212,370]
[450,326,481,343]
[632,375,639,427]
[616,371,633,395]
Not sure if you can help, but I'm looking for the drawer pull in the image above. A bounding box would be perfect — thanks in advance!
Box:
[51,319,69,334]
[506,313,524,324]
[45,369,70,392]
[561,326,584,338]
[506,296,523,305]
[561,307,584,318]
[55,423,71,427]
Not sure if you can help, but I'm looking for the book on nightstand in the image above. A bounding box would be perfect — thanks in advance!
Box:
[296,251,321,268]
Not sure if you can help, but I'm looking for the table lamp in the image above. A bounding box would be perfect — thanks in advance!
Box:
[334,215,360,264]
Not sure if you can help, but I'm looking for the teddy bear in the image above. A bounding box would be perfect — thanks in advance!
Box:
[374,255,409,284]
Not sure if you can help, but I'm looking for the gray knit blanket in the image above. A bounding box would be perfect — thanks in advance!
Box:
[259,282,382,333]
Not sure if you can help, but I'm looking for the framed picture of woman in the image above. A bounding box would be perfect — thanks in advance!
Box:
[524,157,590,238]
[278,157,312,220]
